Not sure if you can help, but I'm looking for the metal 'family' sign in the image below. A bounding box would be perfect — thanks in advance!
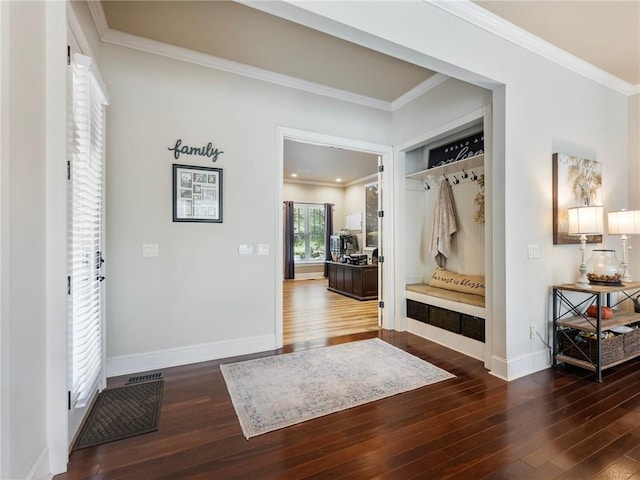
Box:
[168,139,224,162]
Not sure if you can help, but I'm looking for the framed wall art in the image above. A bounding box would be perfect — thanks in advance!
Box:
[173,164,223,223]
[552,153,602,244]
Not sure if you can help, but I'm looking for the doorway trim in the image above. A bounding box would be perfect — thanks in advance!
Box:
[275,127,394,349]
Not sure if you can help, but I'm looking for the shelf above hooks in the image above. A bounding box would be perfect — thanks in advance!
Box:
[406,154,484,182]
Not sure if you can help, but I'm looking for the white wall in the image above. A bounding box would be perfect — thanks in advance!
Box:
[1,2,52,478]
[283,1,629,379]
[101,43,391,373]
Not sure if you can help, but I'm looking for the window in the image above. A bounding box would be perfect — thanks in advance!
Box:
[293,203,325,262]
[68,53,108,409]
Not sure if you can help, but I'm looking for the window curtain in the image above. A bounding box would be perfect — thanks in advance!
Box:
[324,203,334,277]
[284,201,295,280]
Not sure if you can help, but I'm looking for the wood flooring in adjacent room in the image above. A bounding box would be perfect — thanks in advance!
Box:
[56,326,640,480]
[283,278,380,346]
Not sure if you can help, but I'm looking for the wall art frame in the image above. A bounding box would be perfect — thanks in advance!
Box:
[173,164,223,223]
[552,153,602,244]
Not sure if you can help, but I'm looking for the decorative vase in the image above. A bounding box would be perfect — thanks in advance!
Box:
[587,249,622,285]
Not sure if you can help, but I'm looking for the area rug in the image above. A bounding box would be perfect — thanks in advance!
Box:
[72,379,164,450]
[220,338,454,438]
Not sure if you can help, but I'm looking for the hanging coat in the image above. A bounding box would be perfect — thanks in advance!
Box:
[429,178,457,267]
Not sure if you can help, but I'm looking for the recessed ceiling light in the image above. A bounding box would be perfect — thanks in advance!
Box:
[336,178,342,182]
[291,173,298,177]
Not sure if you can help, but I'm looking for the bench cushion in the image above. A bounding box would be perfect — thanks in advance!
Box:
[406,283,485,308]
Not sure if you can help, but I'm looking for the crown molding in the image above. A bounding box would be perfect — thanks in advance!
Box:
[86,0,450,112]
[392,73,449,110]
[428,0,636,97]
[86,0,108,38]
[284,178,346,188]
[631,84,640,96]
[102,28,398,111]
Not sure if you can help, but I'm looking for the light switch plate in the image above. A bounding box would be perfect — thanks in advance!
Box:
[143,244,158,257]
[527,244,540,259]
[257,244,269,255]
[238,243,254,255]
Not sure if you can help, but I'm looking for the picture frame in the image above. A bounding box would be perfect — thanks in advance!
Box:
[552,153,602,244]
[173,164,223,223]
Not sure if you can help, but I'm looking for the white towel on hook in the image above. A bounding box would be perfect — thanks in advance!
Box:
[429,177,457,267]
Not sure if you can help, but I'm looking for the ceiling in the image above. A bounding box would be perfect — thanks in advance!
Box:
[97,0,639,184]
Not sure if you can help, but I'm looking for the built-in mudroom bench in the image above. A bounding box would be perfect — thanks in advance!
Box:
[400,105,492,364]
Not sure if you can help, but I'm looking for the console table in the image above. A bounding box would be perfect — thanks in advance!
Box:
[552,281,640,382]
[326,261,378,301]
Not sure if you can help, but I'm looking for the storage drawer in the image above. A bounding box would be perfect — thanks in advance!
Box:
[429,306,461,334]
[461,314,485,342]
[407,299,429,324]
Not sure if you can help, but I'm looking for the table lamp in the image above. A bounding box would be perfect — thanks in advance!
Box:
[607,209,640,282]
[568,205,604,287]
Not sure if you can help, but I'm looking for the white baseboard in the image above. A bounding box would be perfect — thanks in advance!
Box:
[294,273,326,280]
[106,334,276,377]
[408,319,485,361]
[26,446,51,480]
[489,348,550,381]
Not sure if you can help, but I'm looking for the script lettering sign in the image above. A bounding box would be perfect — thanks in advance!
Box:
[168,139,224,162]
[428,132,484,169]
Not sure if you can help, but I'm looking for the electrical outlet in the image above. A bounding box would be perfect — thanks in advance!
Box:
[529,325,536,339]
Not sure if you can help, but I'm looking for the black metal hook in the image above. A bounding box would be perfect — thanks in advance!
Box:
[471,170,478,181]
[424,179,430,190]
[452,175,460,185]
[462,169,469,179]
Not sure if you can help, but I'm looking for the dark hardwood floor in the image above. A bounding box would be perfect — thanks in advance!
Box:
[55,326,640,480]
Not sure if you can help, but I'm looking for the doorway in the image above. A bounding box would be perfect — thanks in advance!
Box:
[275,127,394,349]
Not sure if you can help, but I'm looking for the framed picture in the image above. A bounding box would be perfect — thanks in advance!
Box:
[552,153,602,244]
[173,164,223,223]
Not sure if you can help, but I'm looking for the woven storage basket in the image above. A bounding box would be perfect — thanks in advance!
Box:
[560,329,624,365]
[407,299,429,324]
[623,328,640,356]
[429,306,461,334]
[461,314,485,342]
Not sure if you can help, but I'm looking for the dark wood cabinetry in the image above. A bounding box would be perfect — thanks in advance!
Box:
[326,262,378,301]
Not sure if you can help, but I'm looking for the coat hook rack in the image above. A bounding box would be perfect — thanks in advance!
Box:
[462,169,469,179]
[470,170,478,181]
[452,175,460,185]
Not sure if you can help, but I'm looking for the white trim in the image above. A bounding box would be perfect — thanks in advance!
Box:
[66,2,94,60]
[488,349,550,382]
[408,319,485,361]
[293,273,325,280]
[276,127,394,348]
[101,28,393,111]
[86,1,450,111]
[46,1,69,475]
[391,73,449,110]
[25,446,51,480]
[106,334,276,377]
[631,85,640,96]
[85,0,108,39]
[428,0,636,97]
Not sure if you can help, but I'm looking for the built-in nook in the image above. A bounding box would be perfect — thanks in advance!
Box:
[402,106,492,364]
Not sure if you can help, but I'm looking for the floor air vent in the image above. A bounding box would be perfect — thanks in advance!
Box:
[126,372,163,385]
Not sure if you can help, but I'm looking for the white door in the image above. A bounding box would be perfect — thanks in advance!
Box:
[67,50,108,442]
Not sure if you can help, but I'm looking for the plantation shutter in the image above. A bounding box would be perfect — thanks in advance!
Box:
[68,54,108,408]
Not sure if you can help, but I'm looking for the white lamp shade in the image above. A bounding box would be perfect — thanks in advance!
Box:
[608,210,640,235]
[568,205,604,235]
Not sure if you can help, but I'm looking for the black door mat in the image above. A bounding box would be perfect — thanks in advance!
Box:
[126,372,163,384]
[72,380,164,451]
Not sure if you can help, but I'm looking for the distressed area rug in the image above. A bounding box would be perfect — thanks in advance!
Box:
[72,380,164,450]
[220,338,454,438]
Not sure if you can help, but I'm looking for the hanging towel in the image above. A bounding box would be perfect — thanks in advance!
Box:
[429,178,457,267]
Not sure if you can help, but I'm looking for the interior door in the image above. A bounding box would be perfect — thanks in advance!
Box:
[67,40,108,443]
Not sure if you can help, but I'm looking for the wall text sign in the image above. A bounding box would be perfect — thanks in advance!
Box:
[428,132,484,169]
[168,139,224,162]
